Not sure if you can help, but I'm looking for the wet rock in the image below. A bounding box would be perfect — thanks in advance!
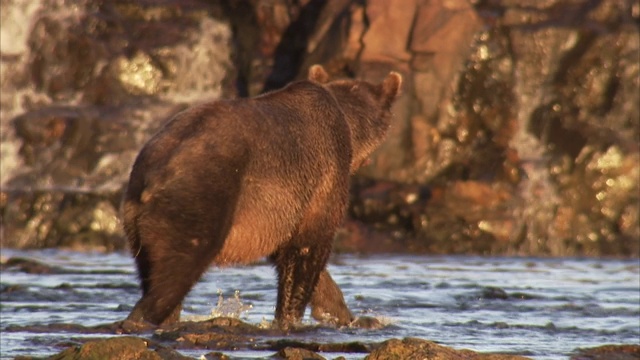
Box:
[151,318,259,349]
[479,286,509,300]
[15,316,639,360]
[273,347,326,360]
[365,337,531,360]
[200,353,230,360]
[14,317,371,358]
[26,335,539,360]
[571,344,640,360]
[44,336,186,360]
[0,283,26,294]
[160,331,248,350]
[351,316,385,330]
[5,322,115,334]
[455,286,541,303]
[266,339,369,354]
[164,316,263,334]
[0,256,67,274]
[113,319,159,335]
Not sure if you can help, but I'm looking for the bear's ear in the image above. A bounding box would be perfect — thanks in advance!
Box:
[380,71,402,106]
[308,64,330,84]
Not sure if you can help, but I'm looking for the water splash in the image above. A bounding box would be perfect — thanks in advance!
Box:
[184,290,253,322]
[211,289,253,318]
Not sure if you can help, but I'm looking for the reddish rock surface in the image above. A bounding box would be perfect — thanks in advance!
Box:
[571,344,640,360]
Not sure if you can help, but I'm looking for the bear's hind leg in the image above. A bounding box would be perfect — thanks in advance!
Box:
[311,269,353,326]
[127,237,216,326]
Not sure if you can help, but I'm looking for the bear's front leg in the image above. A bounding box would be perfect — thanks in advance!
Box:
[271,241,332,330]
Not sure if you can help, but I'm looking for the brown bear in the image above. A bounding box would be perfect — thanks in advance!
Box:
[122,65,402,330]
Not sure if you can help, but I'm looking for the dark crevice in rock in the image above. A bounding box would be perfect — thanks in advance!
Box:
[262,0,328,92]
[221,0,260,98]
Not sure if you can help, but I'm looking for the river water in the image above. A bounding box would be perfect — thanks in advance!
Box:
[0,250,638,359]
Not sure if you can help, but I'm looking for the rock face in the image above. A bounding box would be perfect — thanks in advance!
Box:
[1,0,638,256]
[1,0,234,250]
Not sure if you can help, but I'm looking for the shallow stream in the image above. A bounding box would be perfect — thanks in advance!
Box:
[1,250,638,359]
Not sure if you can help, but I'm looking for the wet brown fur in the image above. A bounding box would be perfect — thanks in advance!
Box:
[123,65,402,329]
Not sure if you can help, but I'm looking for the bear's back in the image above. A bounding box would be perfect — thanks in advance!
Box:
[127,80,352,206]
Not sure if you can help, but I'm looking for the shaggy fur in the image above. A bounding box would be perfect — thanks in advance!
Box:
[123,65,402,329]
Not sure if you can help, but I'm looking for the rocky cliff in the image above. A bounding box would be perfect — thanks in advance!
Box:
[1,0,638,256]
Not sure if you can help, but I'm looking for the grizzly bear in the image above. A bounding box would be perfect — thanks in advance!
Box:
[122,65,402,330]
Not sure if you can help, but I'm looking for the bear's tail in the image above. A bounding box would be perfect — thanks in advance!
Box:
[122,164,146,258]
[122,150,151,257]
[122,198,143,258]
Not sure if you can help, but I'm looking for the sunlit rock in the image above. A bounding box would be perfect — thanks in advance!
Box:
[0,0,637,256]
[365,337,531,360]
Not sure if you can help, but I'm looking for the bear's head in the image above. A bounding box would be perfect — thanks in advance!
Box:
[308,65,402,173]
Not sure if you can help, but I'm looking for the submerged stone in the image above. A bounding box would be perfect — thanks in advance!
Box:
[1,256,67,274]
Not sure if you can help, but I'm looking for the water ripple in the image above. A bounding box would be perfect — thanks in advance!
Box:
[1,251,638,359]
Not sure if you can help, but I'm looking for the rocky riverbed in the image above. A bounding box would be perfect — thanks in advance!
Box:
[2,252,639,359]
[8,318,640,360]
